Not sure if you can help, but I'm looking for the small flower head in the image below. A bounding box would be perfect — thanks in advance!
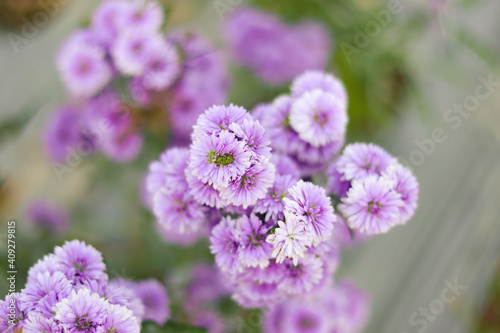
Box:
[270,153,300,179]
[193,104,251,137]
[230,119,272,160]
[291,70,347,103]
[235,214,273,269]
[53,240,107,285]
[290,89,348,147]
[24,314,63,333]
[339,175,404,234]
[278,255,324,295]
[337,143,396,181]
[266,211,313,265]
[254,174,297,221]
[146,147,189,195]
[103,304,141,333]
[383,163,419,224]
[210,217,241,273]
[141,38,180,90]
[132,279,170,325]
[284,180,336,246]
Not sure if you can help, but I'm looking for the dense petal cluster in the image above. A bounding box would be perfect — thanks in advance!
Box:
[0,240,169,332]
[256,71,348,175]
[188,105,275,209]
[263,279,370,333]
[223,7,330,85]
[333,143,419,235]
[45,1,229,163]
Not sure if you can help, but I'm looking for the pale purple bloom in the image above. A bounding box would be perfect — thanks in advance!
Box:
[53,240,107,285]
[112,32,163,76]
[91,1,130,47]
[210,217,241,273]
[189,130,251,188]
[25,200,70,233]
[20,271,72,316]
[284,180,336,246]
[24,313,63,333]
[27,254,62,282]
[266,211,312,265]
[383,163,419,224]
[153,187,207,234]
[192,104,251,138]
[336,143,396,181]
[186,167,227,208]
[278,255,323,295]
[54,288,108,333]
[107,279,145,321]
[115,1,164,34]
[290,90,348,147]
[230,119,272,160]
[146,147,189,194]
[103,304,141,333]
[132,279,170,325]
[338,175,404,234]
[219,160,276,208]
[293,136,344,171]
[280,300,330,333]
[235,214,273,269]
[43,106,91,163]
[326,159,351,198]
[254,174,298,221]
[0,293,25,331]
[141,38,180,90]
[232,280,281,308]
[291,71,347,103]
[270,153,300,179]
[57,42,112,98]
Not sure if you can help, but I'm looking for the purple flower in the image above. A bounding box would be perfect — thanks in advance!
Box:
[146,147,189,194]
[0,293,25,331]
[152,187,207,234]
[112,32,163,76]
[291,71,347,103]
[338,175,404,234]
[284,180,336,246]
[270,153,300,179]
[25,200,70,233]
[103,304,141,333]
[27,254,62,282]
[54,288,108,333]
[219,160,276,209]
[24,313,63,333]
[254,174,298,221]
[235,214,273,269]
[192,311,225,333]
[56,42,112,98]
[326,159,351,198]
[116,1,164,34]
[192,104,251,138]
[107,279,145,321]
[53,240,107,285]
[336,143,396,181]
[266,211,312,265]
[141,38,180,90]
[189,130,251,188]
[230,119,272,160]
[278,255,323,295]
[210,217,241,273]
[186,167,227,208]
[20,271,72,316]
[290,90,348,147]
[91,1,130,47]
[383,164,419,224]
[232,280,281,308]
[132,279,170,325]
[43,106,91,163]
[280,300,330,333]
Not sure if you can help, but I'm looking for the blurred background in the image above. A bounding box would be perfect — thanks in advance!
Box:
[1,0,500,332]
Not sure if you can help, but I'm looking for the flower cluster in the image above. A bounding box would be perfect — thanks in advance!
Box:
[331,143,419,235]
[0,240,169,332]
[263,279,370,333]
[224,7,331,85]
[255,70,348,176]
[45,0,229,163]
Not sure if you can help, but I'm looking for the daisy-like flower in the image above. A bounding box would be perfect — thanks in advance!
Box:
[103,304,141,333]
[280,300,330,333]
[254,174,297,221]
[290,89,348,147]
[235,214,273,269]
[278,255,324,295]
[189,131,251,188]
[291,70,347,103]
[230,119,272,160]
[53,240,108,285]
[27,254,62,282]
[338,175,404,234]
[210,217,242,273]
[193,104,251,137]
[112,32,163,76]
[336,143,396,181]
[383,163,419,224]
[23,314,63,333]
[141,38,180,90]
[152,187,207,234]
[57,42,112,98]
[266,211,312,265]
[54,288,108,333]
[91,0,130,46]
[116,1,164,34]
[20,271,72,316]
[146,147,189,195]
[219,160,276,208]
[284,180,336,246]
[132,279,170,325]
